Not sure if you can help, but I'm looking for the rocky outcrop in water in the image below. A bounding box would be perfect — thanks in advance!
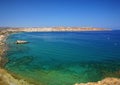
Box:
[16,40,29,44]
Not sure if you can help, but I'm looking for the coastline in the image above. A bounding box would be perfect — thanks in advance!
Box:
[6,27,111,32]
[0,28,120,85]
[0,30,33,85]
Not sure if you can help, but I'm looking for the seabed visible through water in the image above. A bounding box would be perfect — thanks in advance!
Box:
[5,31,120,85]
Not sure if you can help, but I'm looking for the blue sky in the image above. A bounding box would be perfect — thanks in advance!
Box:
[0,0,120,29]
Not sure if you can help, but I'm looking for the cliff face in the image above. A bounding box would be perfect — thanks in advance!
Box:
[6,27,110,32]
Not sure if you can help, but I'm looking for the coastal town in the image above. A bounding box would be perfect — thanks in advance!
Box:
[5,27,109,32]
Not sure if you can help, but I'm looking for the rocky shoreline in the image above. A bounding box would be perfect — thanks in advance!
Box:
[75,78,120,85]
[0,69,33,85]
[0,29,33,85]
[0,27,120,85]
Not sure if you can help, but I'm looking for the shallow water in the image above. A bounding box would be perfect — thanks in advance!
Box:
[5,31,120,85]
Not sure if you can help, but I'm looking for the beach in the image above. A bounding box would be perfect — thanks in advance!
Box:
[0,28,120,85]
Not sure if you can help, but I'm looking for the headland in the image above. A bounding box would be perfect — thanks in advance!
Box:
[5,27,110,32]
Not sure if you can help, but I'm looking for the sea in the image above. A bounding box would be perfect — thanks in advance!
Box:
[5,31,120,85]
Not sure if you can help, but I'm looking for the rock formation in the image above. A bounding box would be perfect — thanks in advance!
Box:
[16,40,29,44]
[75,77,120,85]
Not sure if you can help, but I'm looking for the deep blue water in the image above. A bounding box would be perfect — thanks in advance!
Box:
[5,31,120,85]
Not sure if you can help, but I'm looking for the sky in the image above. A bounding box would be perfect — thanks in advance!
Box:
[0,0,120,29]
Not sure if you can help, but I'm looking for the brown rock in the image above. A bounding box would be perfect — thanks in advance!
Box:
[75,78,120,85]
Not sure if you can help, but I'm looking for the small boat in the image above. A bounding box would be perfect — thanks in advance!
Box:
[16,40,29,44]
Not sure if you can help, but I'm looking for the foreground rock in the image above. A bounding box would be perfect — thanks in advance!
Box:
[75,78,120,85]
[0,69,33,85]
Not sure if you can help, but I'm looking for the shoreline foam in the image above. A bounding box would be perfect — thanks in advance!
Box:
[0,28,120,85]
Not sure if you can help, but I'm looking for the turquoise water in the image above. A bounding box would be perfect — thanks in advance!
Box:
[5,31,120,85]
